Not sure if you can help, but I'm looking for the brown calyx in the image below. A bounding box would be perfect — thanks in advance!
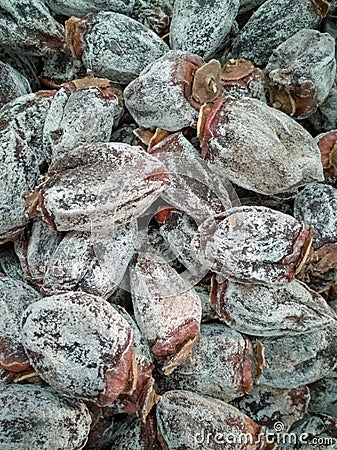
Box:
[174,54,204,111]
[221,59,255,81]
[161,334,200,375]
[135,128,171,153]
[197,103,213,142]
[66,14,94,60]
[283,226,314,281]
[191,59,223,104]
[68,70,112,90]
[310,242,337,273]
[311,0,329,18]
[269,75,318,119]
[253,340,267,381]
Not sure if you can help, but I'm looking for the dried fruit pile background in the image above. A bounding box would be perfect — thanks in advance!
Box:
[1,0,337,448]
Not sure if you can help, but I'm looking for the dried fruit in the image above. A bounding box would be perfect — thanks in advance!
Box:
[0,276,41,372]
[0,91,56,242]
[309,369,337,417]
[130,252,202,371]
[0,383,91,449]
[43,74,124,161]
[14,218,63,286]
[316,130,337,182]
[230,0,325,66]
[309,82,337,132]
[157,209,205,281]
[210,276,336,336]
[46,0,134,17]
[169,0,240,60]
[0,0,67,56]
[231,384,310,431]
[124,51,204,131]
[294,182,337,250]
[193,206,313,284]
[221,59,267,102]
[266,29,336,119]
[259,326,337,388]
[21,292,136,406]
[132,0,172,36]
[0,61,31,108]
[156,390,276,449]
[200,97,324,195]
[29,142,170,232]
[277,414,337,449]
[150,132,233,222]
[65,12,169,84]
[108,305,157,418]
[42,222,137,298]
[156,323,265,402]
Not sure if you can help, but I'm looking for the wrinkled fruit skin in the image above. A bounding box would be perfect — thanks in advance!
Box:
[21,292,135,406]
[0,383,92,449]
[201,97,324,195]
[124,51,203,131]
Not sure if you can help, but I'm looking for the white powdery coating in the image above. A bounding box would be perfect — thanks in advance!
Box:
[266,30,336,107]
[157,323,253,402]
[154,133,232,222]
[309,370,337,417]
[82,12,169,84]
[80,222,138,298]
[309,84,337,132]
[206,97,324,195]
[124,51,200,131]
[260,327,337,389]
[0,61,31,108]
[294,182,337,249]
[230,0,321,66]
[111,416,145,450]
[0,0,66,56]
[0,246,26,282]
[43,86,122,161]
[41,142,169,232]
[0,93,54,238]
[42,231,92,294]
[232,384,310,431]
[25,218,63,283]
[0,384,91,450]
[0,277,41,365]
[170,0,240,60]
[159,211,205,279]
[277,414,337,450]
[21,292,133,401]
[194,206,305,284]
[216,279,336,336]
[0,128,37,237]
[46,0,134,16]
[130,252,202,347]
[157,390,264,449]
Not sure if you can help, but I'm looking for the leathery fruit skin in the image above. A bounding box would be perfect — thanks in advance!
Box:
[193,205,313,285]
[124,51,204,132]
[156,390,276,449]
[169,0,240,60]
[200,97,324,195]
[130,252,202,373]
[31,142,170,232]
[21,291,137,406]
[66,12,169,84]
